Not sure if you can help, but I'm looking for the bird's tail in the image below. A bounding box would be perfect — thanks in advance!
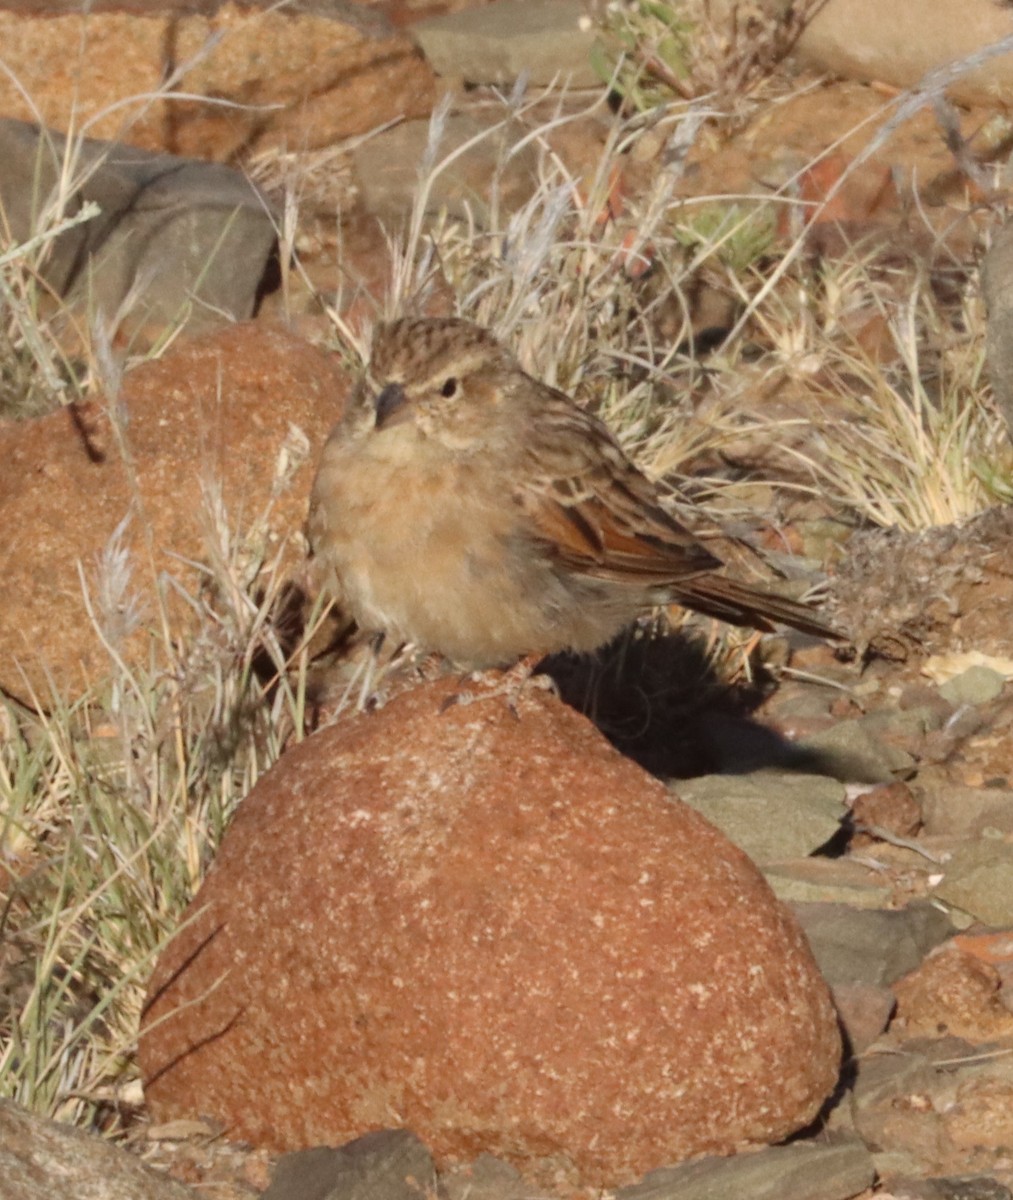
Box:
[670,573,844,641]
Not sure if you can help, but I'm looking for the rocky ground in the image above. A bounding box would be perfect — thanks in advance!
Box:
[4,2,1013,1199]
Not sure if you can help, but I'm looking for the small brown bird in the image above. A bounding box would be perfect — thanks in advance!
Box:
[308,317,839,668]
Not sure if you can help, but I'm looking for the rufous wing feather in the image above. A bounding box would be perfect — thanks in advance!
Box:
[514,396,842,640]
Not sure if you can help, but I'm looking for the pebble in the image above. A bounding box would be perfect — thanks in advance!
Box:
[674,770,846,863]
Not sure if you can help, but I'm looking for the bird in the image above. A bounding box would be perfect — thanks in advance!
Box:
[307,316,841,670]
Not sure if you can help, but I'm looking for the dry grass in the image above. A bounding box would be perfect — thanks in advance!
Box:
[0,487,318,1130]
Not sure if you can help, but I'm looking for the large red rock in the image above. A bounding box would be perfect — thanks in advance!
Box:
[140,679,842,1190]
[0,2,436,159]
[0,322,348,702]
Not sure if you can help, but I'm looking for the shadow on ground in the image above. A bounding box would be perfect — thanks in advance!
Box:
[541,627,847,782]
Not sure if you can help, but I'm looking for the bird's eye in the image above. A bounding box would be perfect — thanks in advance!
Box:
[441,377,458,398]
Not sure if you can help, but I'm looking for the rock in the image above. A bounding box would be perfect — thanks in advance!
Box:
[935,840,1013,926]
[984,216,1013,443]
[0,322,348,702]
[0,118,277,345]
[792,0,1013,108]
[763,858,893,908]
[921,786,1013,838]
[852,1039,1013,1181]
[850,781,923,841]
[710,0,1013,108]
[140,679,842,1189]
[613,1137,875,1200]
[674,770,847,863]
[353,113,539,227]
[889,1179,1013,1200]
[939,665,1007,707]
[797,718,916,783]
[352,101,611,233]
[0,2,436,159]
[412,0,600,87]
[791,901,956,988]
[263,1130,436,1200]
[441,1154,530,1200]
[893,944,1013,1042]
[830,982,896,1056]
[0,1098,197,1200]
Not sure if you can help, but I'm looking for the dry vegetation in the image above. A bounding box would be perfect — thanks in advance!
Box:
[0,0,1011,1147]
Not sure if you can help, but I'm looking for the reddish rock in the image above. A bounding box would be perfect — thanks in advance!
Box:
[0,322,348,702]
[140,680,842,1189]
[850,781,923,848]
[893,943,1013,1043]
[0,3,436,158]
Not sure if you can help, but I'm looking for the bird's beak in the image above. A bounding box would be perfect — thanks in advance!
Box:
[374,383,411,429]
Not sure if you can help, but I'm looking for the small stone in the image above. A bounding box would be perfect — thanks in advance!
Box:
[674,770,846,863]
[263,1130,436,1200]
[850,781,923,842]
[893,944,1013,1043]
[860,705,949,738]
[831,982,896,1055]
[939,665,1007,706]
[412,0,600,87]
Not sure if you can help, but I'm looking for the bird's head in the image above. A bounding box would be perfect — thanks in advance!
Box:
[365,317,520,450]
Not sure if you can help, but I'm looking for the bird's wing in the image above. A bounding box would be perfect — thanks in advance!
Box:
[512,390,722,585]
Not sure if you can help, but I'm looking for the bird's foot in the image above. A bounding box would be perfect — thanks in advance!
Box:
[440,654,556,717]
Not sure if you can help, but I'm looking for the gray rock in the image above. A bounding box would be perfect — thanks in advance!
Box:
[615,1137,874,1200]
[764,857,893,908]
[797,718,916,783]
[353,113,538,227]
[0,118,277,344]
[938,665,1007,706]
[934,839,1013,925]
[264,1147,351,1200]
[858,704,949,738]
[984,215,1013,442]
[674,771,846,863]
[0,1098,197,1200]
[850,1043,946,1116]
[412,0,600,87]
[264,1130,436,1200]
[921,785,1013,837]
[851,1038,1013,1171]
[441,1154,530,1200]
[890,1176,1013,1200]
[790,901,955,987]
